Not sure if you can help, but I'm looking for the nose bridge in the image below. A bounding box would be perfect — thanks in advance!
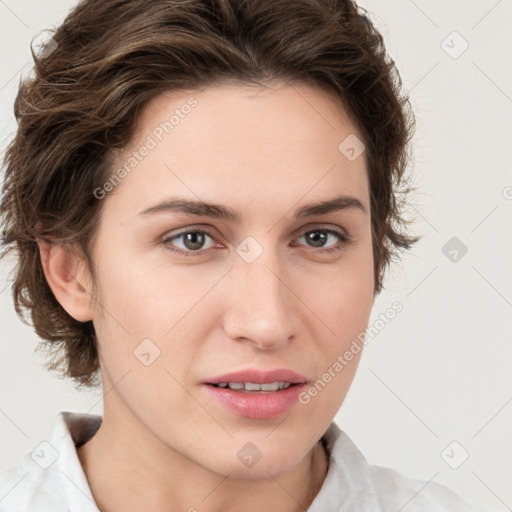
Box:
[223,239,296,348]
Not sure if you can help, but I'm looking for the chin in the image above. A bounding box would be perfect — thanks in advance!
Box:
[213,438,308,481]
[224,456,302,481]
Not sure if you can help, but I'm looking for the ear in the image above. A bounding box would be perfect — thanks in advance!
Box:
[38,241,94,322]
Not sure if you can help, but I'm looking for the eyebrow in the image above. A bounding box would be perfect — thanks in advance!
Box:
[138,194,367,221]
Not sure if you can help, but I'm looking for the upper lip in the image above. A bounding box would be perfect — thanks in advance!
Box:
[204,368,308,385]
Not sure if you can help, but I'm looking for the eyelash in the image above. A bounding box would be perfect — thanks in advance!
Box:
[162,227,352,258]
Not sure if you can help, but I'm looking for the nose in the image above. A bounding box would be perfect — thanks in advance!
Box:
[222,251,298,351]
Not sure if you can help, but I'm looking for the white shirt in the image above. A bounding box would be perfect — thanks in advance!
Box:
[0,411,486,511]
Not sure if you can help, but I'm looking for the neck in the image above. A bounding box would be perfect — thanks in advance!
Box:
[77,408,328,512]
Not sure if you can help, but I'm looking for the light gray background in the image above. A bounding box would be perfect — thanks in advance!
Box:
[1,1,511,510]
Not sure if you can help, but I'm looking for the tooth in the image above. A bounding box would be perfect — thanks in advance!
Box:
[244,382,262,391]
[260,382,279,391]
[220,381,293,391]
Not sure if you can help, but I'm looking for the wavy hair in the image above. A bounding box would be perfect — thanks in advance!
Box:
[0,0,420,389]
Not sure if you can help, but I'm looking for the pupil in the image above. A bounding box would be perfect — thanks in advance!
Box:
[184,232,204,250]
[307,231,326,248]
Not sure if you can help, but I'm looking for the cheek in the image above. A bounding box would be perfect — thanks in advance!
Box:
[307,240,374,336]
[89,247,218,375]
[91,224,374,367]
[299,249,374,414]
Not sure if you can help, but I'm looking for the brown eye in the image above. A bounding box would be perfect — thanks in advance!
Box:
[295,228,351,253]
[163,229,216,257]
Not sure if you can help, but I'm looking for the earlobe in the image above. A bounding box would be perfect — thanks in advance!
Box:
[37,240,94,322]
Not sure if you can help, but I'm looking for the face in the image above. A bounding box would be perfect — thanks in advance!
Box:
[86,82,374,479]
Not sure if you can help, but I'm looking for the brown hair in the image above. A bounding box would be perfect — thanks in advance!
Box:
[0,0,420,389]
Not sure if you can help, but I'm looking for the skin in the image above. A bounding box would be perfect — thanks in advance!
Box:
[39,81,375,512]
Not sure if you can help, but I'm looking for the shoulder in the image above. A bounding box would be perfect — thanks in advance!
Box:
[0,452,66,512]
[309,422,489,512]
[367,463,486,511]
[0,410,102,512]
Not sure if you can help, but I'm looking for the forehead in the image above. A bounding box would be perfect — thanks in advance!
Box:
[135,81,362,152]
[106,82,369,218]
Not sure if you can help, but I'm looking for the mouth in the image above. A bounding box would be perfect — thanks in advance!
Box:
[201,368,308,419]
[203,368,308,387]
[207,381,299,392]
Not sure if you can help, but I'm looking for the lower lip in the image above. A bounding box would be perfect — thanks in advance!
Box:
[202,383,307,419]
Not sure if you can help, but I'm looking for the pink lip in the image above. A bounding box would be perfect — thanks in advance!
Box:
[201,368,308,419]
[202,382,307,419]
[203,368,308,385]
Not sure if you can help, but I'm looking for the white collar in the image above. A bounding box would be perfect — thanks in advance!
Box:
[0,411,479,512]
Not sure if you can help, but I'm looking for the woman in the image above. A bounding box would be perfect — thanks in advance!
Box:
[0,0,486,510]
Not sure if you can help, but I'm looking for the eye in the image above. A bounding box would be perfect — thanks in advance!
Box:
[294,228,352,254]
[162,226,352,258]
[163,229,217,257]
